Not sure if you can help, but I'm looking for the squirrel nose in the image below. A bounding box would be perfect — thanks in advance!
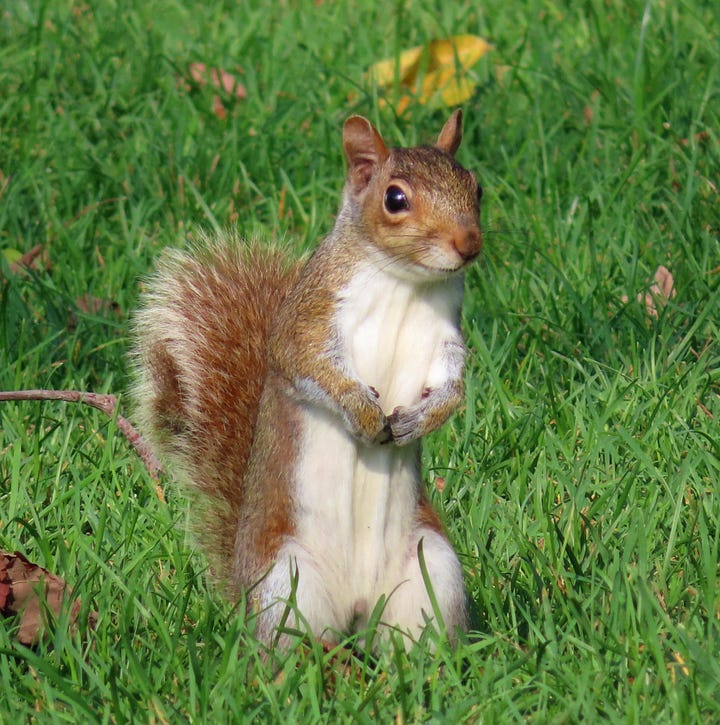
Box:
[453,226,482,262]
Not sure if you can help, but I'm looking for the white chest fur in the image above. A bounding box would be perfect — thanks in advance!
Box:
[291,262,464,629]
[338,262,464,411]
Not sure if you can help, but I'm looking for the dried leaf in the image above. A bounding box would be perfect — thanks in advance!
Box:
[75,293,121,318]
[0,577,10,610]
[188,62,247,97]
[642,265,676,318]
[187,62,247,120]
[621,265,676,319]
[652,265,675,301]
[3,244,51,275]
[366,45,426,89]
[0,550,83,645]
[212,94,227,121]
[679,130,711,148]
[366,35,491,113]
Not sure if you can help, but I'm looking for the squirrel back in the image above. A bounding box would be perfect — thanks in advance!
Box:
[131,236,302,579]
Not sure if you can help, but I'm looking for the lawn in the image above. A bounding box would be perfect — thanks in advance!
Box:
[1,0,719,721]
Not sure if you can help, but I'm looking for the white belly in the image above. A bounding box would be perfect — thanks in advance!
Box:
[291,263,463,625]
[293,407,417,616]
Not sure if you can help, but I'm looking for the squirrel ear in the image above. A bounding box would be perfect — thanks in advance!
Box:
[435,109,463,156]
[343,116,390,191]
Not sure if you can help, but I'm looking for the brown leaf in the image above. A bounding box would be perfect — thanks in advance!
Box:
[187,63,247,120]
[188,63,247,97]
[0,550,85,646]
[75,293,121,318]
[621,265,676,319]
[680,130,712,147]
[0,578,10,609]
[651,265,675,301]
[642,265,676,318]
[4,244,51,275]
[211,94,227,121]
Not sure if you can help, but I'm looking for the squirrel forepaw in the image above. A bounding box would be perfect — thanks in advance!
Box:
[340,385,392,445]
[388,405,424,446]
[389,380,463,444]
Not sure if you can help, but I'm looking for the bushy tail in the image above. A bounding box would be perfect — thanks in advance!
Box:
[131,233,302,588]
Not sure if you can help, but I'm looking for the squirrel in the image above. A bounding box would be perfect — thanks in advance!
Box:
[131,109,483,648]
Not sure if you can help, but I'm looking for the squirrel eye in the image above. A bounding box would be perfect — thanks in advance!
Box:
[384,185,409,213]
[476,185,484,203]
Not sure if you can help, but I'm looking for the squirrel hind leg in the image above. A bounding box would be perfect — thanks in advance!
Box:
[252,541,345,647]
[380,527,468,647]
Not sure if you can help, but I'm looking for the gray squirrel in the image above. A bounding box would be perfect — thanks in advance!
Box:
[132,110,482,647]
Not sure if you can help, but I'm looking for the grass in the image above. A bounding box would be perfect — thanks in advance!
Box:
[1,0,719,720]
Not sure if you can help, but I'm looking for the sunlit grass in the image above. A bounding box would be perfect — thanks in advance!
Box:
[1,0,718,720]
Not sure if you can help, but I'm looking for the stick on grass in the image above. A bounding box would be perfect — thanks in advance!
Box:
[0,389,163,480]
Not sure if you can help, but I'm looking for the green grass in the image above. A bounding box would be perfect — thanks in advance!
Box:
[1,0,719,720]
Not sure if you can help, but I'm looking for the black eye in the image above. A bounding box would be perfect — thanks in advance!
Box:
[476,185,483,203]
[384,185,409,213]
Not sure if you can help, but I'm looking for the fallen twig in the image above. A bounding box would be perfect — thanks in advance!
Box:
[0,389,163,480]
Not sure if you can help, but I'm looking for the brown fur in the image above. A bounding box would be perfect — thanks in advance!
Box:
[415,494,445,534]
[229,371,300,589]
[132,236,302,586]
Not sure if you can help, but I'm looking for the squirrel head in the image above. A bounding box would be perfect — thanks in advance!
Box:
[341,109,482,279]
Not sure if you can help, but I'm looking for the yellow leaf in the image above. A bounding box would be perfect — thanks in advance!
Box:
[426,35,491,73]
[365,35,492,112]
[2,248,22,264]
[439,76,478,107]
[366,46,425,88]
